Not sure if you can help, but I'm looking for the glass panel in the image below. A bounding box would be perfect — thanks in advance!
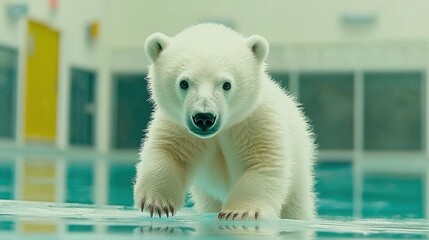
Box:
[69,68,96,146]
[362,175,423,218]
[108,163,134,206]
[316,162,353,217]
[270,72,289,90]
[66,162,94,204]
[299,73,354,150]
[364,72,423,150]
[112,74,152,149]
[0,161,14,199]
[0,46,17,139]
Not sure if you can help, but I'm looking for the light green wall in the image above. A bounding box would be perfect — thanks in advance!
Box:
[103,0,429,48]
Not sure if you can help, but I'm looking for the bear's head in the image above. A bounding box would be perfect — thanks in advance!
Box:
[145,23,269,139]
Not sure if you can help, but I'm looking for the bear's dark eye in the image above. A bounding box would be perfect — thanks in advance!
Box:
[179,80,189,90]
[222,82,231,91]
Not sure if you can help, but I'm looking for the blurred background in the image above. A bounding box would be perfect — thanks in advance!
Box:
[0,0,428,233]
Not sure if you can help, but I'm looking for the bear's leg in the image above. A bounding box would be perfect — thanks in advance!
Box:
[134,157,192,218]
[280,185,316,220]
[219,169,288,220]
[190,187,222,213]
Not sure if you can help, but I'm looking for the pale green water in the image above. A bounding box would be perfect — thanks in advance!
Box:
[1,200,429,240]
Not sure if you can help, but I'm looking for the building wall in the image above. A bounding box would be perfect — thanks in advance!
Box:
[101,0,429,159]
[101,0,429,81]
[103,0,429,47]
[0,0,104,147]
[1,0,428,155]
[0,0,103,64]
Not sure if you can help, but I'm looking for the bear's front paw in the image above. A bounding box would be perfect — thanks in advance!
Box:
[134,169,185,218]
[217,210,260,221]
[140,196,176,218]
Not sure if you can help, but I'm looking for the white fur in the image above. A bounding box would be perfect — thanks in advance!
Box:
[134,23,316,220]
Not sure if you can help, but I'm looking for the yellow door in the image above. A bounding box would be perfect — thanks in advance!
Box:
[24,20,59,143]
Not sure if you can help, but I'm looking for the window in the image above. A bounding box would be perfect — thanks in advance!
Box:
[364,72,423,150]
[299,73,354,150]
[0,46,18,139]
[270,72,289,90]
[112,74,152,149]
[69,68,96,146]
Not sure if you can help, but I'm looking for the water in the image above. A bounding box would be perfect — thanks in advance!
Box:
[1,200,429,239]
[0,161,428,239]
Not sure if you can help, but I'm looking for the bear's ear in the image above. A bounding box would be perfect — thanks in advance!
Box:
[247,35,269,63]
[145,32,170,63]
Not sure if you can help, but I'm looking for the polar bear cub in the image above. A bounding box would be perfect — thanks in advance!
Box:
[133,23,316,220]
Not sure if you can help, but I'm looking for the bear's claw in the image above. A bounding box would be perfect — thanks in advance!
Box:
[140,199,145,212]
[163,206,170,218]
[217,210,260,220]
[140,199,175,218]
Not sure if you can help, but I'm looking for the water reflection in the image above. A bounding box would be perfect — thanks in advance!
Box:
[135,224,195,236]
[2,202,429,240]
[133,221,315,239]
[0,202,317,239]
[1,155,428,219]
[0,152,428,239]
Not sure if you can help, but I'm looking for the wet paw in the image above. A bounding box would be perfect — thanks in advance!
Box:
[140,197,175,218]
[217,210,260,220]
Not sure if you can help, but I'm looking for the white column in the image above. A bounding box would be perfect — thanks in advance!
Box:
[352,70,364,218]
[94,7,112,206]
[14,157,23,201]
[56,159,66,203]
[56,30,71,150]
[95,50,112,153]
[94,159,109,205]
[15,17,27,145]
[56,158,67,235]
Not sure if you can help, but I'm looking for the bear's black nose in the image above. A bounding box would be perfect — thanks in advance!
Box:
[193,113,216,130]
